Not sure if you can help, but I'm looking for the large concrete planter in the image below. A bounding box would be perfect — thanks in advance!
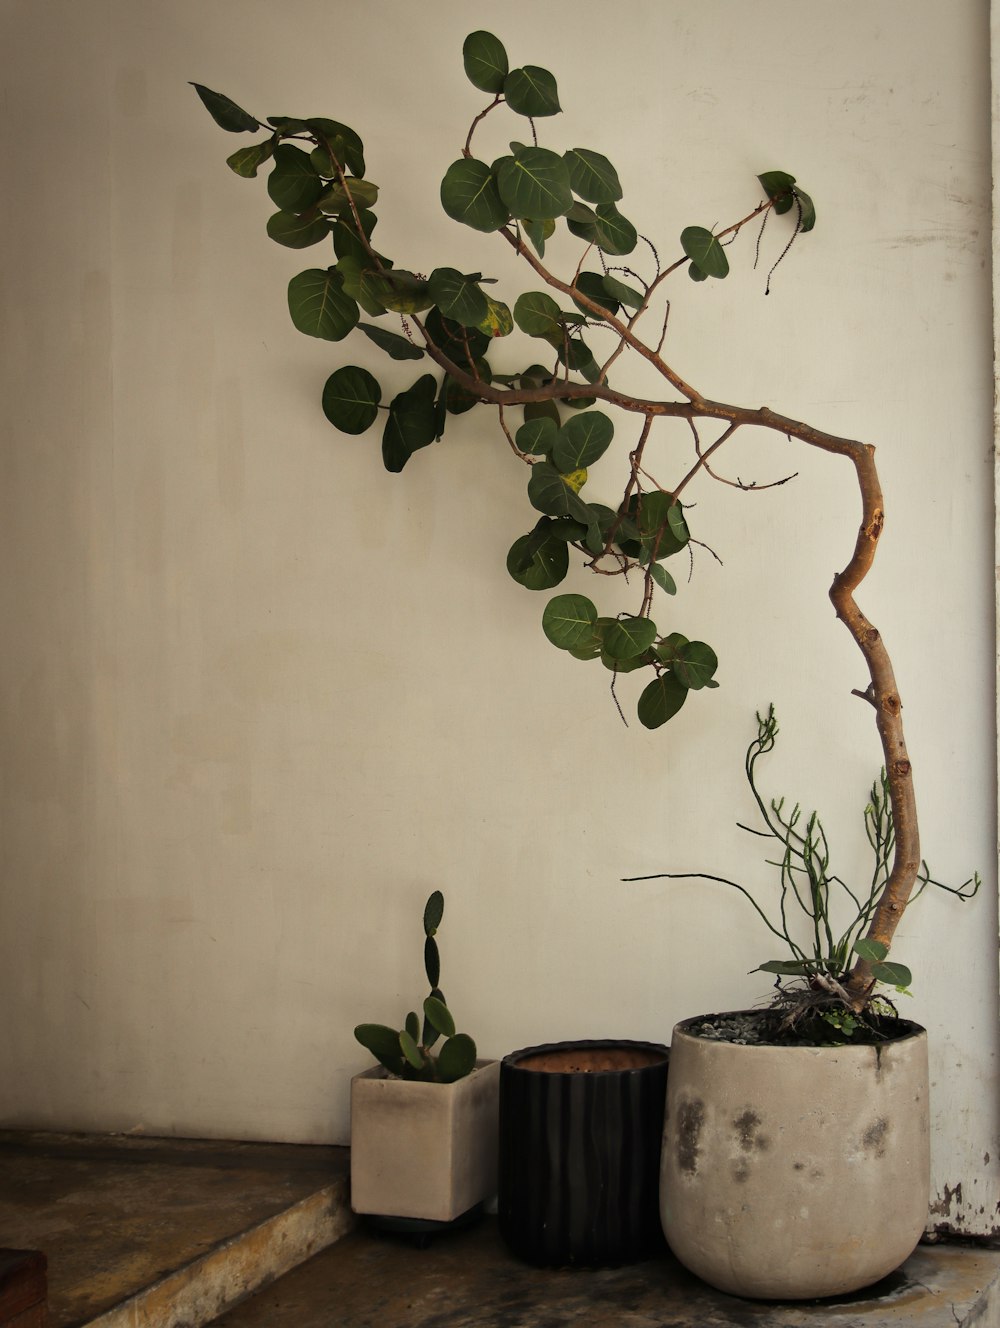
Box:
[350,1059,500,1223]
[661,1014,929,1300]
[499,1039,670,1266]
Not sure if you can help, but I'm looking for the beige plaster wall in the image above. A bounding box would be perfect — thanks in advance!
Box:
[1,0,996,1233]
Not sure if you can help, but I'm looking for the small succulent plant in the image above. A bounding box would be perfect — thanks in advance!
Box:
[354,890,478,1082]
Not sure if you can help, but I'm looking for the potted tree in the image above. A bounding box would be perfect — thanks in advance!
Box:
[193,28,980,1294]
[350,891,500,1230]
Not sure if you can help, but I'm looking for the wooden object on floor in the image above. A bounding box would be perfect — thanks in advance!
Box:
[0,1250,47,1328]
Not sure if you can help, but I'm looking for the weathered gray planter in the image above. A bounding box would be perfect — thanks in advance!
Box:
[350,1059,500,1223]
[661,1014,929,1300]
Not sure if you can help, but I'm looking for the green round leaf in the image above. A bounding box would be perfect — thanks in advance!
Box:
[226,137,275,178]
[603,616,657,661]
[266,209,332,249]
[795,187,817,233]
[523,217,555,258]
[405,1010,420,1042]
[681,226,730,279]
[649,563,677,596]
[437,1033,477,1083]
[494,148,573,221]
[572,271,620,318]
[758,170,796,200]
[307,117,366,177]
[553,410,614,470]
[504,65,561,118]
[317,178,380,214]
[424,307,491,365]
[871,961,913,988]
[427,268,489,328]
[287,268,359,341]
[673,641,719,691]
[563,147,622,204]
[382,374,438,472]
[637,672,689,729]
[368,270,433,315]
[527,461,592,522]
[322,365,381,434]
[600,274,644,310]
[463,31,509,93]
[853,937,889,963]
[506,530,569,590]
[566,202,637,255]
[542,593,598,650]
[515,416,558,456]
[267,144,324,212]
[513,290,563,338]
[632,491,689,561]
[440,158,509,232]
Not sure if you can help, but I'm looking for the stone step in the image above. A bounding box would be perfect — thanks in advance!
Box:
[0,1131,353,1328]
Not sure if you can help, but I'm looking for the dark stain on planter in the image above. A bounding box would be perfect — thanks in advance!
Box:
[677,1099,704,1175]
[863,1117,888,1158]
[732,1161,750,1184]
[734,1109,769,1153]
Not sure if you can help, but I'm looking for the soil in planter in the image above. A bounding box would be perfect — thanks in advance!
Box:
[686,1009,922,1048]
[513,1047,666,1073]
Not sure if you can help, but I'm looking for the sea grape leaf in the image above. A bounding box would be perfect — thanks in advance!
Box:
[603,616,657,661]
[322,365,381,434]
[191,83,260,133]
[552,410,613,470]
[542,593,599,650]
[504,65,561,117]
[566,202,638,255]
[287,268,358,341]
[681,226,730,279]
[494,147,574,220]
[226,137,275,178]
[382,374,438,472]
[563,147,622,204]
[673,641,719,691]
[267,144,324,212]
[357,322,424,360]
[317,178,380,214]
[506,529,569,590]
[427,268,489,328]
[637,673,688,728]
[266,208,331,248]
[440,158,509,232]
[463,30,509,93]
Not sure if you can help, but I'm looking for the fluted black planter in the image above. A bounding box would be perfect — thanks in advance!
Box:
[498,1039,670,1267]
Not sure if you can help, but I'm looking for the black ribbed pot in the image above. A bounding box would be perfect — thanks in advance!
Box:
[498,1038,670,1267]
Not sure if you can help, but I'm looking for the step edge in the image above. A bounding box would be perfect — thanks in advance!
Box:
[78,1175,356,1328]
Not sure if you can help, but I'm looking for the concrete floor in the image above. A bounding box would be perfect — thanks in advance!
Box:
[209,1218,1000,1328]
[0,1130,350,1326]
[1,1130,998,1327]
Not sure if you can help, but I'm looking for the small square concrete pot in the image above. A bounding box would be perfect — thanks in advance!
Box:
[350,1059,500,1222]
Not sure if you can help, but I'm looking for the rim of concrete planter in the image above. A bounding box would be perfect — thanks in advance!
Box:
[350,1058,499,1225]
[661,1012,929,1301]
